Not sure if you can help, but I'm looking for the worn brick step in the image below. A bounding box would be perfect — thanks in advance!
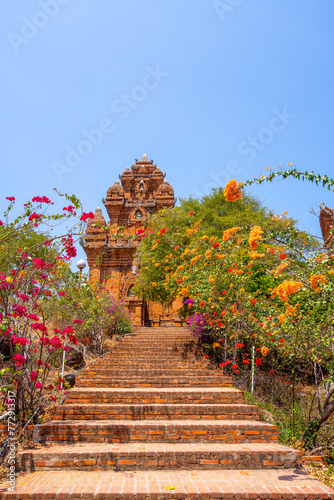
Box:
[65,387,244,405]
[98,354,203,362]
[17,442,301,472]
[94,362,208,369]
[81,368,221,377]
[38,419,278,444]
[53,403,259,421]
[76,376,233,388]
[3,468,333,498]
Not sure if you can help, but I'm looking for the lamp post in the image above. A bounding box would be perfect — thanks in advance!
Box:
[61,259,86,389]
[76,259,86,290]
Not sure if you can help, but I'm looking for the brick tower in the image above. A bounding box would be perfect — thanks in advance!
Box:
[83,154,184,326]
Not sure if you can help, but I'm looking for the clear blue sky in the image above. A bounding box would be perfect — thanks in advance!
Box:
[1,1,334,264]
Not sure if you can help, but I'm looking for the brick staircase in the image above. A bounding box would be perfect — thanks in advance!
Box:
[1,327,333,498]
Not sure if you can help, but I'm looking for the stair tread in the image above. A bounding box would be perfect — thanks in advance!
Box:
[1,469,333,498]
[43,419,275,428]
[67,387,241,393]
[17,441,299,457]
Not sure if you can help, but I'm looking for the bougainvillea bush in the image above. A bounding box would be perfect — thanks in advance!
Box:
[0,193,132,426]
[134,169,334,450]
[45,280,134,355]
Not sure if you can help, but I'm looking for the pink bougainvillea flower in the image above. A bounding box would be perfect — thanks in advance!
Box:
[35,382,43,389]
[30,371,38,381]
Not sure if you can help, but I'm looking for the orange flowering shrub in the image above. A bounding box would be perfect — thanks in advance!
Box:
[249,226,263,250]
[222,226,241,241]
[271,281,303,302]
[223,180,243,202]
[308,274,327,290]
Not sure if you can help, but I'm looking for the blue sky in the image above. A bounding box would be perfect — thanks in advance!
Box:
[1,1,334,264]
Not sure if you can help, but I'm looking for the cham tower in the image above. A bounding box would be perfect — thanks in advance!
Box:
[83,154,184,327]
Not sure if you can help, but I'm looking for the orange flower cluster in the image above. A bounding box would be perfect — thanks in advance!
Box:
[272,260,289,277]
[249,226,263,250]
[222,226,241,241]
[308,274,327,290]
[223,180,243,202]
[272,280,303,302]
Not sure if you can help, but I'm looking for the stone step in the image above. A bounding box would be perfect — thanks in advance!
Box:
[65,387,244,405]
[17,442,301,472]
[38,419,278,444]
[76,376,233,388]
[53,403,259,421]
[2,469,333,498]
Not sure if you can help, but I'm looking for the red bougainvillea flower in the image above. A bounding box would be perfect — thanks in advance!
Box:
[205,355,209,359]
[30,371,38,381]
[251,299,257,306]
[63,205,75,213]
[80,212,95,222]
[0,221,3,226]
[280,253,287,260]
[188,211,194,216]
[58,291,66,297]
[236,343,245,348]
[50,336,63,350]
[225,360,231,365]
[28,212,42,222]
[63,326,74,334]
[242,359,250,364]
[27,313,39,321]
[231,364,238,369]
[13,304,27,317]
[269,370,275,374]
[200,301,205,307]
[159,228,166,235]
[220,362,226,368]
[255,358,262,366]
[31,322,47,333]
[35,382,43,389]
[73,319,83,324]
[17,293,29,302]
[32,196,51,203]
[11,335,28,346]
[12,353,25,366]
[6,197,15,202]
[33,257,46,268]
[50,395,56,401]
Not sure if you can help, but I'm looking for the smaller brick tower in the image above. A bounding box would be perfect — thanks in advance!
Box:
[83,155,184,326]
